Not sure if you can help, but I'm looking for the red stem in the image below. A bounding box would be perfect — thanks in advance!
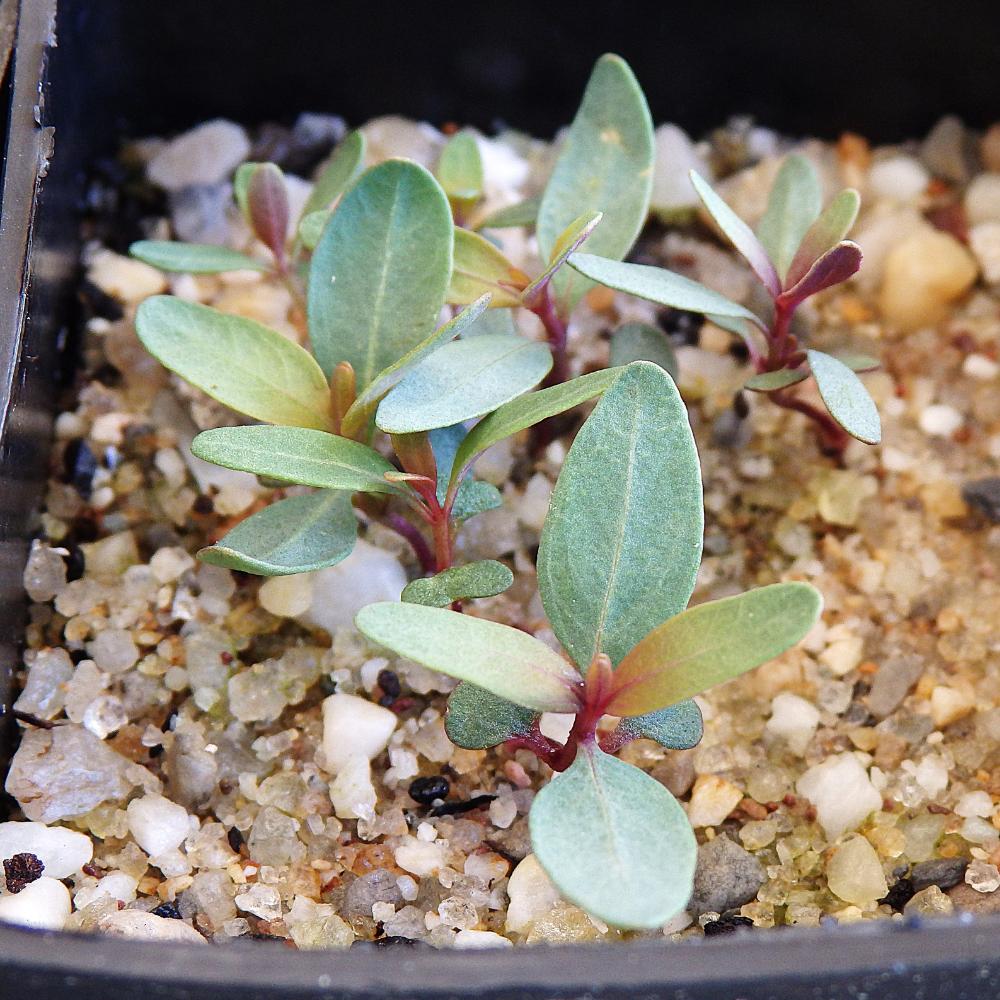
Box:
[384,513,435,574]
[531,286,569,388]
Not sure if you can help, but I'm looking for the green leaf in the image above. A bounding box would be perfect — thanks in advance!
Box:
[606,583,823,717]
[436,130,484,203]
[129,241,267,274]
[521,212,602,305]
[530,744,696,929]
[401,560,513,607]
[428,423,503,522]
[569,253,763,324]
[355,603,583,712]
[806,350,881,445]
[135,296,332,430]
[463,306,518,338]
[538,54,654,314]
[836,352,879,373]
[450,367,621,488]
[233,162,258,220]
[301,130,365,220]
[445,683,536,749]
[449,228,528,308]
[191,426,405,495]
[341,296,491,440]
[198,490,357,576]
[609,322,678,380]
[297,211,329,251]
[756,154,823,283]
[476,195,540,231]
[613,699,703,750]
[537,362,703,670]
[786,188,861,288]
[451,481,503,521]
[689,171,780,297]
[375,334,552,434]
[744,367,808,393]
[307,159,453,385]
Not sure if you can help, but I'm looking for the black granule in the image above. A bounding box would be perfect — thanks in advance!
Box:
[880,876,915,912]
[192,494,215,515]
[703,914,754,936]
[430,794,496,817]
[376,669,401,706]
[4,852,44,893]
[227,827,245,853]
[63,439,98,499]
[408,775,450,805]
[658,307,703,345]
[151,900,182,920]
[351,935,428,950]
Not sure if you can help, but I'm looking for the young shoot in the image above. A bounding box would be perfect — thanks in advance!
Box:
[356,362,822,929]
[569,155,881,457]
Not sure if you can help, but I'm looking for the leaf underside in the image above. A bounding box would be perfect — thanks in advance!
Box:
[445,682,537,749]
[428,423,502,521]
[609,322,679,379]
[401,559,514,607]
[613,698,704,750]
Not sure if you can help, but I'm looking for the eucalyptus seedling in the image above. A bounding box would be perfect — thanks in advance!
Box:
[570,155,881,456]
[356,362,822,928]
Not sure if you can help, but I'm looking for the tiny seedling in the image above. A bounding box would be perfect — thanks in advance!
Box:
[569,155,881,456]
[356,362,822,928]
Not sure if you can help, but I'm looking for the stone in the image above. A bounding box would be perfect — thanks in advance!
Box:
[168,183,233,246]
[321,693,397,775]
[87,250,167,304]
[0,876,71,930]
[796,753,882,840]
[394,837,446,878]
[505,854,562,935]
[826,835,888,905]
[88,628,140,674]
[0,821,92,878]
[14,648,74,721]
[686,775,744,828]
[955,791,994,818]
[345,869,403,919]
[651,124,709,217]
[5,725,133,823]
[903,885,953,918]
[687,835,765,917]
[865,655,924,718]
[966,861,1000,894]
[147,119,250,191]
[96,908,206,944]
[911,857,967,892]
[22,542,67,601]
[919,404,964,438]
[329,755,377,821]
[920,115,975,183]
[258,574,314,618]
[930,685,975,728]
[453,929,513,949]
[965,173,1000,225]
[982,126,1000,172]
[246,807,305,867]
[234,883,282,920]
[126,794,192,858]
[969,222,1000,284]
[878,229,978,332]
[868,156,929,202]
[524,901,605,945]
[284,895,354,950]
[765,692,820,755]
[962,477,1000,522]
[948,882,1000,915]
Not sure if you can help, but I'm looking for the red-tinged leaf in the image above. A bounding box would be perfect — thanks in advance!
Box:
[779,241,862,309]
[247,164,290,263]
[785,189,861,288]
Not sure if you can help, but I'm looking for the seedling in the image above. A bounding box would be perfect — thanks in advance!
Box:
[356,362,822,928]
[569,155,881,456]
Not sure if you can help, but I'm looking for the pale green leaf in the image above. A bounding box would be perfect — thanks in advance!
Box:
[569,253,762,323]
[428,423,503,522]
[450,367,621,489]
[806,350,881,445]
[522,212,602,305]
[475,195,540,231]
[448,228,528,308]
[233,162,258,220]
[609,322,678,379]
[307,159,453,384]
[613,699,703,750]
[786,188,861,288]
[355,603,582,712]
[129,241,267,274]
[607,583,823,717]
[135,296,332,431]
[191,426,404,495]
[744,367,808,393]
[756,154,823,283]
[297,211,329,251]
[301,130,365,220]
[445,683,536,749]
[401,560,513,607]
[376,334,552,434]
[436,130,484,203]
[462,306,517,338]
[836,352,879,373]
[451,481,503,521]
[538,54,654,314]
[530,745,696,929]
[198,490,357,576]
[537,362,703,670]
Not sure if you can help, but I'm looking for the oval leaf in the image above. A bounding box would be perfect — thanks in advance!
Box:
[355,603,582,712]
[836,352,879,373]
[538,54,654,314]
[301,130,365,220]
[756,154,823,283]
[613,699,704,750]
[609,322,678,379]
[135,296,332,430]
[449,228,528,308]
[476,195,540,231]
[445,683,536,749]
[246,163,290,260]
[191,426,404,495]
[198,490,357,576]
[780,241,862,308]
[689,171,780,297]
[569,253,762,324]
[785,188,861,288]
[402,560,514,608]
[806,349,881,445]
[744,367,808,393]
[307,159,453,384]
[530,744,696,929]
[376,334,552,434]
[437,130,484,204]
[129,241,267,274]
[538,362,703,670]
[606,583,823,717]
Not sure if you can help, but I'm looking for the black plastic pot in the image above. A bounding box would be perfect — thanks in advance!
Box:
[3,1,1000,996]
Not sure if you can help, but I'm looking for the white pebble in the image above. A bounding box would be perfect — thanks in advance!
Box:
[505,855,561,935]
[969,222,1000,284]
[797,754,882,840]
[87,248,167,303]
[517,474,553,532]
[258,574,315,618]
[150,546,195,583]
[819,629,864,677]
[97,909,206,944]
[329,755,377,821]
[74,871,138,910]
[765,692,820,755]
[538,713,574,744]
[321,693,397,775]
[454,929,514,949]
[650,124,709,214]
[147,119,250,191]
[956,791,995,818]
[686,775,743,828]
[966,860,1000,894]
[919,404,963,437]
[87,628,139,674]
[868,156,929,202]
[394,837,446,877]
[965,173,1000,225]
[126,794,192,857]
[0,821,93,878]
[962,353,999,380]
[0,877,71,930]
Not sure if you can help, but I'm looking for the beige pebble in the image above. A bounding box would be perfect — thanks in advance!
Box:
[930,685,975,728]
[686,775,743,828]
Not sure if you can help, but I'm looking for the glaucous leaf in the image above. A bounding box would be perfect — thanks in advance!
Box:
[449,367,621,489]
[436,130,484,204]
[129,241,267,274]
[756,154,823,283]
[521,212,602,305]
[246,163,290,260]
[375,334,552,434]
[806,350,881,445]
[297,211,329,251]
[569,253,763,324]
[537,362,703,670]
[462,306,518,338]
[785,188,861,288]
[530,744,696,929]
[300,130,365,220]
[307,159,453,384]
[475,195,540,231]
[689,171,780,297]
[449,228,529,308]
[538,54,654,314]
[451,480,503,521]
[401,560,514,607]
[190,426,405,495]
[744,367,809,393]
[606,583,823,717]
[355,603,583,712]
[428,423,503,522]
[445,683,536,749]
[780,241,862,308]
[340,295,491,439]
[612,699,703,750]
[609,322,678,379]
[135,296,332,430]
[198,489,357,576]
[836,352,879,372]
